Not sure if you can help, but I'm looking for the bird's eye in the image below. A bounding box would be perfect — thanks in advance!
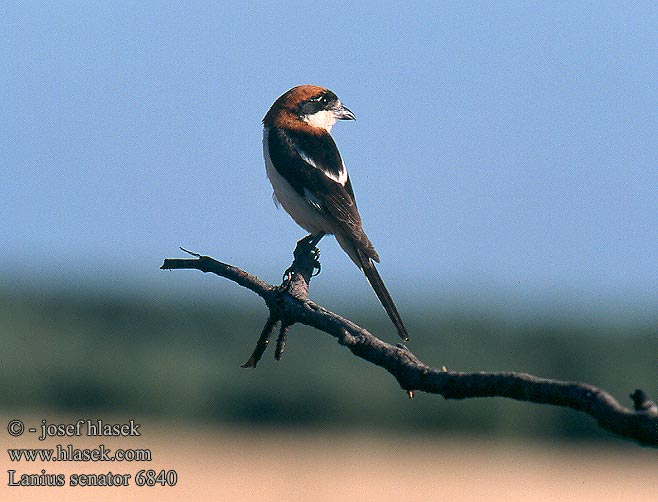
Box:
[300,93,332,115]
[309,94,330,105]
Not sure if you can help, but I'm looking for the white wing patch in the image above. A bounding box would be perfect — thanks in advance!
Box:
[303,188,323,212]
[292,141,348,185]
[337,161,348,185]
[293,142,318,168]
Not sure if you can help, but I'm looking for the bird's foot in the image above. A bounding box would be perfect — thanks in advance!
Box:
[287,233,324,280]
[282,264,294,283]
[310,246,321,276]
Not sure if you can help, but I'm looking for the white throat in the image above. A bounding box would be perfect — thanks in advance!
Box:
[302,110,336,132]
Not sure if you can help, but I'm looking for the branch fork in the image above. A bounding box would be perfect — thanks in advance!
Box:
[161,242,658,447]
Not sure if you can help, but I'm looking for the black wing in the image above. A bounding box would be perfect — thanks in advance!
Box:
[267,126,377,260]
[268,127,407,339]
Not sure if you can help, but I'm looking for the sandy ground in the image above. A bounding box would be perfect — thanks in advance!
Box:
[2,420,656,502]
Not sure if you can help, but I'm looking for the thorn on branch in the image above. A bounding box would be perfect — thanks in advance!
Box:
[179,247,201,258]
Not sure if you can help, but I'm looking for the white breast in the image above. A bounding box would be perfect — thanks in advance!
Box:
[263,127,333,235]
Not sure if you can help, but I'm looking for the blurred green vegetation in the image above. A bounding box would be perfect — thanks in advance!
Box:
[1,284,655,442]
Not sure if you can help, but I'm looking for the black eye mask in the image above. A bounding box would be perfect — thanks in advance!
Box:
[299,91,338,116]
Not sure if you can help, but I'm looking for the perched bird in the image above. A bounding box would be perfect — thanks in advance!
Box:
[262,85,409,341]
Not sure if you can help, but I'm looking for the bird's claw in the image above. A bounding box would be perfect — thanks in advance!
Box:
[311,247,322,276]
[282,265,294,283]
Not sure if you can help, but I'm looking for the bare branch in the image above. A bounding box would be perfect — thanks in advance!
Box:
[162,250,273,300]
[161,243,658,447]
[274,322,292,361]
[241,315,278,368]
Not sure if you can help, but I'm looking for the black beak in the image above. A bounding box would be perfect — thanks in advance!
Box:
[334,104,356,121]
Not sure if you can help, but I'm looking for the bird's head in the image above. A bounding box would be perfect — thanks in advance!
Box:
[263,85,355,132]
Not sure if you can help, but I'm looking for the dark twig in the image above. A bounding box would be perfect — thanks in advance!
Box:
[274,322,292,361]
[161,242,658,447]
[241,315,278,368]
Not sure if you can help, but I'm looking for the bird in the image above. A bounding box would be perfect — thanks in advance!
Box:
[262,84,409,341]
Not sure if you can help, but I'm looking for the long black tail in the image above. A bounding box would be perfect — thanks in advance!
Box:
[356,249,409,341]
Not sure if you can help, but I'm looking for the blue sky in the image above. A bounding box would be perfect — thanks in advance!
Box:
[2,2,656,320]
